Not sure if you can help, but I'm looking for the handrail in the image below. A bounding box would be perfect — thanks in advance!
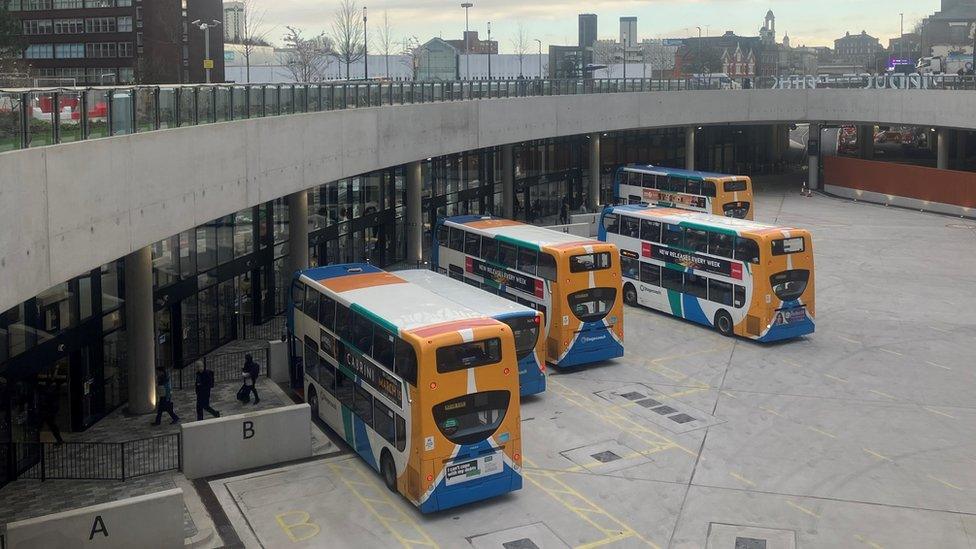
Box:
[1,75,974,153]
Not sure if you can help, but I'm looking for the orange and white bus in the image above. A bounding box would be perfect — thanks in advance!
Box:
[614,164,754,219]
[600,205,815,341]
[287,263,522,513]
[433,215,624,368]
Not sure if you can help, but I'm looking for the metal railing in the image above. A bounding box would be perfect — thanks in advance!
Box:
[2,433,181,483]
[175,346,270,390]
[2,74,974,153]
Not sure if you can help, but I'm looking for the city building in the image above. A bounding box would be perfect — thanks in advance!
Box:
[677,31,763,77]
[888,33,921,64]
[444,30,497,55]
[578,13,597,49]
[415,38,459,80]
[619,16,637,48]
[919,0,976,58]
[834,30,883,72]
[548,45,584,78]
[8,0,225,84]
[222,1,243,43]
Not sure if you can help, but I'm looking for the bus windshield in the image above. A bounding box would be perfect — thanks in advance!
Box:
[436,339,502,373]
[432,390,510,445]
[503,317,540,361]
[568,288,617,322]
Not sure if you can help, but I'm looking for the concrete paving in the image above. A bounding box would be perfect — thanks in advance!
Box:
[207,177,976,548]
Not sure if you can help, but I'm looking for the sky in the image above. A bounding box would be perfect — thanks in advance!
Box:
[247,0,943,52]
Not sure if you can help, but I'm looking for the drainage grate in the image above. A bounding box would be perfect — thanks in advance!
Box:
[596,384,724,434]
[735,537,767,549]
[619,391,646,401]
[636,398,662,408]
[590,450,622,463]
[503,539,540,549]
[651,405,678,415]
[670,413,696,424]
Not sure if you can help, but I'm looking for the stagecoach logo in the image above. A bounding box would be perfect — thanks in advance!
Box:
[772,73,944,90]
[338,341,403,407]
[643,242,743,280]
[643,189,706,208]
[466,257,544,298]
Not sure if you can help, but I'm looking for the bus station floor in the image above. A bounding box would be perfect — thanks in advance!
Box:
[202,179,976,548]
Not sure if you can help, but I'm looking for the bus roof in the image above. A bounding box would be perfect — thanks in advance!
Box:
[621,164,745,181]
[605,204,801,235]
[299,264,490,334]
[396,270,538,321]
[443,215,599,250]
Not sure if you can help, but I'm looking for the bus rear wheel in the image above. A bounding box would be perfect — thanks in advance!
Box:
[307,386,319,421]
[381,451,397,492]
[714,310,734,337]
[623,283,638,306]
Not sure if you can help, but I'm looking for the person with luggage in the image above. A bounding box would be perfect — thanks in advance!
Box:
[239,354,261,404]
[194,361,220,420]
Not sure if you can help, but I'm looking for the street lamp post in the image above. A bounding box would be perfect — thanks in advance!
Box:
[191,19,221,84]
[487,21,492,80]
[534,38,542,78]
[696,26,703,79]
[363,7,368,80]
[622,33,627,80]
[461,3,473,80]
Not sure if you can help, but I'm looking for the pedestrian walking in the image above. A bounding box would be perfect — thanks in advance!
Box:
[240,354,260,404]
[152,369,179,425]
[38,382,64,445]
[560,199,569,224]
[194,361,220,421]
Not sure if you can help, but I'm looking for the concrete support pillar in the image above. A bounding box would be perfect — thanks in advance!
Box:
[287,190,309,274]
[501,145,514,219]
[685,126,696,171]
[859,125,874,160]
[937,128,950,170]
[124,246,156,415]
[808,123,821,190]
[405,161,423,265]
[588,133,601,211]
[766,124,778,163]
[955,130,967,170]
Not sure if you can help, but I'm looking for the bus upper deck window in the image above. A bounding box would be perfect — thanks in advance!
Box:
[449,227,464,251]
[537,253,557,280]
[603,213,619,234]
[701,181,717,198]
[734,237,760,264]
[724,180,748,193]
[436,224,449,245]
[686,179,702,195]
[482,238,498,262]
[641,174,655,189]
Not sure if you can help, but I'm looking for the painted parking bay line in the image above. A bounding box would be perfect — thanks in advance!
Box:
[327,460,439,548]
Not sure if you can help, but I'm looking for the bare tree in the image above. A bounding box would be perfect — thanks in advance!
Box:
[278,27,334,83]
[592,40,617,78]
[375,10,394,78]
[237,0,272,83]
[642,40,678,78]
[511,23,529,77]
[400,36,425,80]
[331,0,365,80]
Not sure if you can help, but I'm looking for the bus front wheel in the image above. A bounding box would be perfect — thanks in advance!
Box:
[623,283,638,306]
[381,451,397,492]
[714,310,734,337]
[307,386,320,420]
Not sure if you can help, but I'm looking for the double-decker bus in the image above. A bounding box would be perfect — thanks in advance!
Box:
[397,269,546,397]
[599,205,814,342]
[432,215,624,368]
[288,264,522,513]
[614,164,754,220]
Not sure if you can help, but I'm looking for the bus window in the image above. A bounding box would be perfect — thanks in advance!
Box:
[570,252,611,272]
[436,224,449,245]
[640,219,661,242]
[335,368,354,407]
[336,305,352,341]
[303,336,319,381]
[620,253,639,280]
[685,273,708,299]
[537,253,557,280]
[482,238,498,262]
[464,232,481,256]
[436,338,502,373]
[686,179,702,195]
[620,216,640,238]
[373,328,395,369]
[662,267,683,292]
[373,399,396,444]
[708,279,733,306]
[304,288,320,318]
[319,295,336,330]
[642,174,657,189]
[685,229,708,253]
[432,390,510,446]
[498,242,517,269]
[394,338,417,385]
[724,180,748,192]
[567,288,616,322]
[351,312,373,354]
[708,232,734,258]
[395,415,406,451]
[701,181,717,197]
[603,213,619,234]
[449,227,464,251]
[503,316,541,362]
[772,237,805,255]
[662,224,683,247]
[640,262,661,286]
[770,270,810,301]
[734,285,746,308]
[292,280,306,311]
[354,385,373,426]
[318,355,336,393]
[734,237,760,264]
[518,247,537,275]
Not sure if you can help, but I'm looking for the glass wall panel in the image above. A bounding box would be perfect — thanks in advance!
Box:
[152,235,179,288]
[0,92,24,152]
[58,91,84,143]
[109,89,134,135]
[234,208,254,257]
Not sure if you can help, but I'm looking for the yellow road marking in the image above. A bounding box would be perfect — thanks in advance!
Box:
[837,335,861,344]
[854,533,886,549]
[923,406,955,419]
[863,448,892,462]
[783,357,805,368]
[648,345,729,365]
[785,500,820,518]
[879,348,903,357]
[868,389,896,400]
[807,426,837,439]
[523,458,659,549]
[666,387,710,399]
[328,461,439,548]
[729,472,756,487]
[927,474,963,491]
[925,360,951,371]
[720,391,738,399]
[823,374,848,383]
[930,326,952,333]
[760,407,782,417]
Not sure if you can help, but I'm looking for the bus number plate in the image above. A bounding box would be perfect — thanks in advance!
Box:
[445,453,503,486]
